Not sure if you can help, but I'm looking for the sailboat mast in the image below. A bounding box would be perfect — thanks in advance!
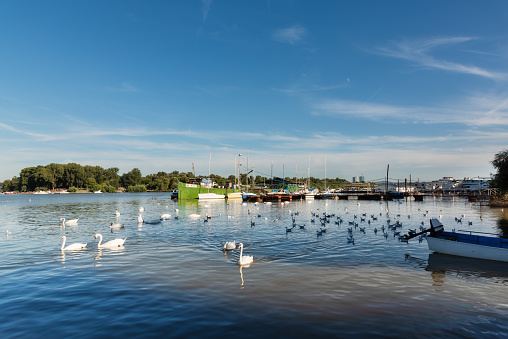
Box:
[308,155,310,189]
[324,156,327,190]
[386,164,389,196]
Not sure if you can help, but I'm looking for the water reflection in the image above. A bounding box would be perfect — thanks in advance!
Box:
[426,253,508,284]
[94,246,126,263]
[239,265,247,287]
[496,209,508,235]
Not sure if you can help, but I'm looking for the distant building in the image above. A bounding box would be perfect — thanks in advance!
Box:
[359,175,365,182]
[458,177,490,191]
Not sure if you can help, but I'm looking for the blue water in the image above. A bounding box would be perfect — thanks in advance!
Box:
[1,193,508,338]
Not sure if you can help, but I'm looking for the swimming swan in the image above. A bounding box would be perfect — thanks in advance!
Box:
[238,243,253,266]
[223,241,236,251]
[94,233,126,249]
[61,236,87,251]
[60,218,79,226]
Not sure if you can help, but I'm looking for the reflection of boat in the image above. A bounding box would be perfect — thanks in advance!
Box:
[405,219,508,262]
[427,252,508,279]
[198,192,225,200]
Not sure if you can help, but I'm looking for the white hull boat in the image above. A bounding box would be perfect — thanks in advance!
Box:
[405,218,508,263]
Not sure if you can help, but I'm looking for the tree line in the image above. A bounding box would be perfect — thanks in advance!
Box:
[1,163,349,193]
[491,149,508,199]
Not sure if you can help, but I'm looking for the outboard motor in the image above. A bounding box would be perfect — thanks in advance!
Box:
[429,218,444,235]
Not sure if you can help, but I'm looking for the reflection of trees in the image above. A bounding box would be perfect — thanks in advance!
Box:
[497,217,508,236]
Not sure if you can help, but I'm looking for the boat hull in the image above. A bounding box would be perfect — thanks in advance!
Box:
[198,193,225,200]
[427,237,508,263]
[178,182,240,199]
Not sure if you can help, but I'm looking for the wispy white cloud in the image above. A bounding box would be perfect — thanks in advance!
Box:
[271,72,344,95]
[376,36,506,80]
[272,25,307,45]
[0,122,58,141]
[311,92,508,126]
[202,0,212,21]
[272,84,342,96]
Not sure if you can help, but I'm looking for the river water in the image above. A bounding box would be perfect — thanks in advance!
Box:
[1,193,508,338]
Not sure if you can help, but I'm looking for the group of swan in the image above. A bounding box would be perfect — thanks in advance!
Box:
[223,241,253,266]
[60,233,126,251]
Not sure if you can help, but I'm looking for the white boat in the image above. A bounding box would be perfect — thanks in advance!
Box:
[198,193,225,200]
[94,190,102,194]
[406,219,508,263]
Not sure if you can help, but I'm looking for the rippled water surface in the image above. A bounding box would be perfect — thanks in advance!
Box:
[1,193,508,338]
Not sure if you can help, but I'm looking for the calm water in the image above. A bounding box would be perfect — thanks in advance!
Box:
[1,193,508,338]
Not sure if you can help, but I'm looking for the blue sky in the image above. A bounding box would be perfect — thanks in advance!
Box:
[1,1,507,183]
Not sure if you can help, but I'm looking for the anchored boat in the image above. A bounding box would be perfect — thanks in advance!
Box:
[405,218,508,263]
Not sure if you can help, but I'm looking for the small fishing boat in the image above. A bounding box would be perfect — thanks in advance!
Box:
[405,218,508,263]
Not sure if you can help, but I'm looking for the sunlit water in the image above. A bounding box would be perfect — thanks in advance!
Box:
[1,193,508,338]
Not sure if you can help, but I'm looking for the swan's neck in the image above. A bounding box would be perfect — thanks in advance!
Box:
[97,234,102,247]
[239,245,243,258]
[61,237,66,250]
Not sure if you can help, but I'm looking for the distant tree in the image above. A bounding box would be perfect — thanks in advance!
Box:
[63,163,86,188]
[104,167,120,182]
[47,163,64,189]
[121,168,142,187]
[491,149,508,195]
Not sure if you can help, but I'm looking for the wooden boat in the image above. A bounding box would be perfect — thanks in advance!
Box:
[405,218,508,263]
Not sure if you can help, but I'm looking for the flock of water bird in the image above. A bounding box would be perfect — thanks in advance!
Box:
[217,200,477,266]
[19,197,476,268]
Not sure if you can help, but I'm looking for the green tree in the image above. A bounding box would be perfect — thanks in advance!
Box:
[47,163,64,189]
[491,149,508,195]
[121,168,142,187]
[63,163,86,188]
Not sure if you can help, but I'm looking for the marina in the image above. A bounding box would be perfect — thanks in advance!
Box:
[1,193,508,337]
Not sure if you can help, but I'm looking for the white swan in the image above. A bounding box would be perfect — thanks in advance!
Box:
[110,222,124,230]
[139,206,145,212]
[137,214,143,223]
[188,214,201,218]
[115,209,120,217]
[238,243,253,266]
[160,214,171,220]
[61,236,87,251]
[94,233,126,249]
[223,241,236,251]
[60,218,79,226]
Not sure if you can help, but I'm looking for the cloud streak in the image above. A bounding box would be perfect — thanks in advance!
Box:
[272,25,307,45]
[376,36,506,80]
[202,0,212,21]
[311,92,508,126]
